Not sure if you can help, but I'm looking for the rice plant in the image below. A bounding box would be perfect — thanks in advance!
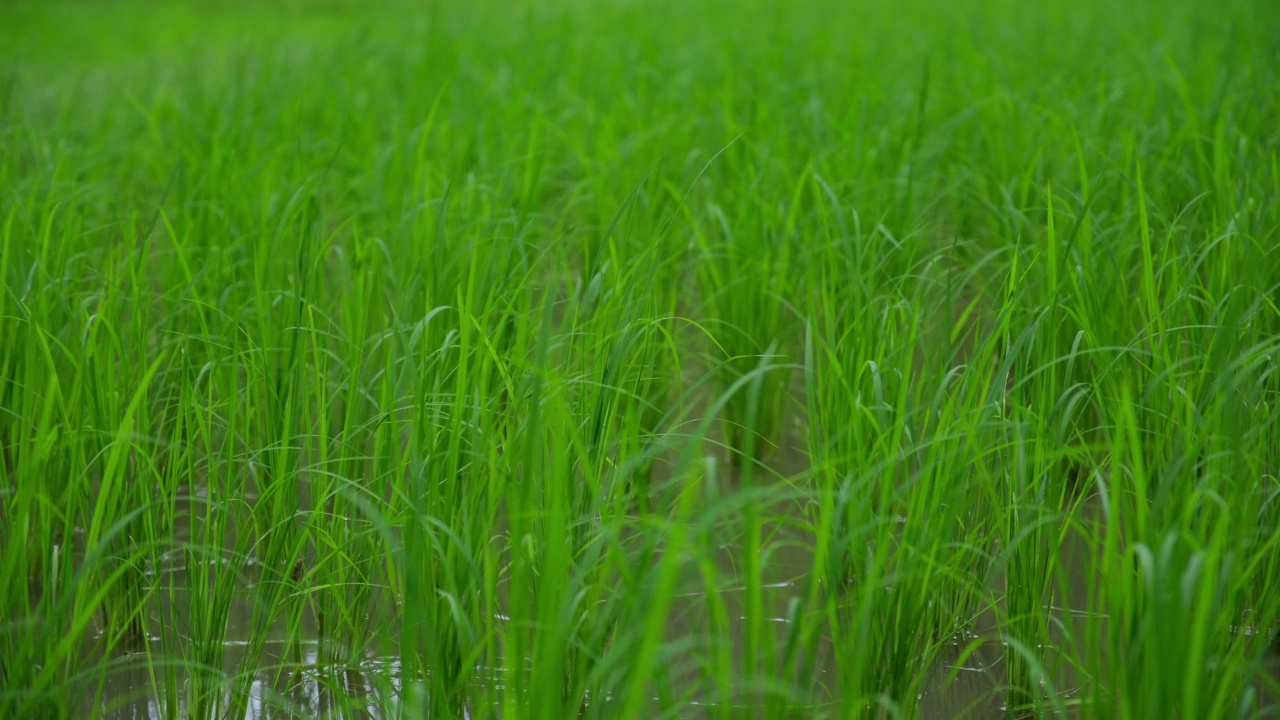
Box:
[1,0,1278,718]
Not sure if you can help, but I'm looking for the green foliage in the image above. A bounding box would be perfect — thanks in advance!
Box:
[1,0,1278,717]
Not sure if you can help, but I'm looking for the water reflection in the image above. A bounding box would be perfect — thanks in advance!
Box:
[92,641,403,719]
[88,432,1098,719]
[91,594,1031,719]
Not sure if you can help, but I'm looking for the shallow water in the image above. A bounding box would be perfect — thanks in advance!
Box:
[104,348,1280,720]
[86,585,1080,719]
[79,388,1264,720]
[84,440,1091,719]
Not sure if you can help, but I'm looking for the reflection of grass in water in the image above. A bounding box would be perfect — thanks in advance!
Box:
[1,0,1279,717]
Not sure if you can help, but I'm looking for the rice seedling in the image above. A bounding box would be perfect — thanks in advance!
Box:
[1,0,1278,718]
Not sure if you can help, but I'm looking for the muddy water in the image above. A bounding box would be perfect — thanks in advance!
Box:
[89,564,1032,718]
[85,551,1081,717]
[86,639,403,719]
[87,426,1097,719]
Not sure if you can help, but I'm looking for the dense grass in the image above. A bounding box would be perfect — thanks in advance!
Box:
[2,0,1279,717]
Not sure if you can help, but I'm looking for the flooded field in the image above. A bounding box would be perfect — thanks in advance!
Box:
[72,434,1280,718]
[3,0,1279,717]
